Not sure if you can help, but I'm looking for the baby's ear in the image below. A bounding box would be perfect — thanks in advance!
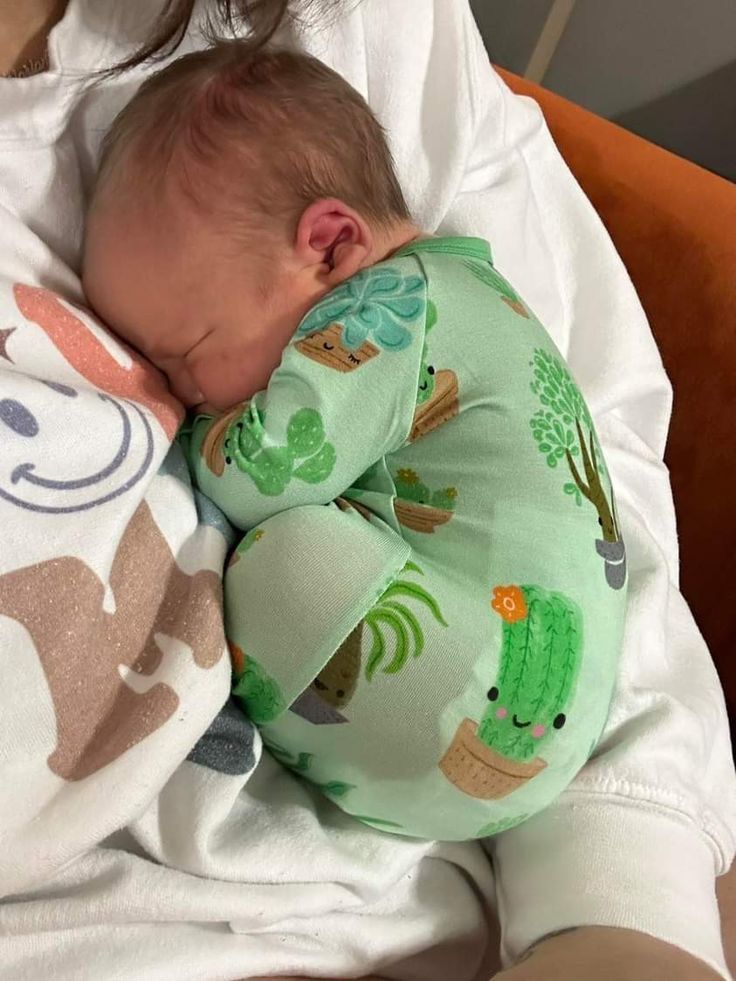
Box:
[294,198,373,286]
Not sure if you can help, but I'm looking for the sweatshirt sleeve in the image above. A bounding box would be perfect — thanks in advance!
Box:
[444,5,736,977]
[185,263,427,530]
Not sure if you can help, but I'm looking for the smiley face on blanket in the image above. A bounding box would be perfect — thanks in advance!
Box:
[0,285,182,514]
[0,378,159,513]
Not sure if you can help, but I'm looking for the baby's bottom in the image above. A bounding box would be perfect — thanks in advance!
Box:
[225,502,600,841]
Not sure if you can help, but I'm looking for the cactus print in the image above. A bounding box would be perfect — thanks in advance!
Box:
[296,265,425,352]
[232,653,286,724]
[266,741,356,799]
[308,560,448,720]
[224,406,336,496]
[478,585,583,762]
[477,813,528,838]
[394,468,458,511]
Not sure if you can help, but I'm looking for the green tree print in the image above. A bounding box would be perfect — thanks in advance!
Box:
[529,348,619,542]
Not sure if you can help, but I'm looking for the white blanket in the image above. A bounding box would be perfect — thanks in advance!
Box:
[0,2,733,979]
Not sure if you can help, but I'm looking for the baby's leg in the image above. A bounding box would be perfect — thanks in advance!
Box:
[224,501,411,722]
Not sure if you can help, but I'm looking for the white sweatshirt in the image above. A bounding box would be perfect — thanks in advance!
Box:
[0,2,733,979]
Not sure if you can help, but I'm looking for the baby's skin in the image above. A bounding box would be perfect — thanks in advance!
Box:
[84,188,420,415]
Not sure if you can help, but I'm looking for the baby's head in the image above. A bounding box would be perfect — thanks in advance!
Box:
[83,43,416,410]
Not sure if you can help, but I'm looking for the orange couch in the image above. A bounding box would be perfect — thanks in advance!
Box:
[499,69,736,717]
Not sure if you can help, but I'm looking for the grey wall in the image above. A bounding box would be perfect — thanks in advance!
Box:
[470,0,736,181]
[545,0,736,118]
[469,0,554,76]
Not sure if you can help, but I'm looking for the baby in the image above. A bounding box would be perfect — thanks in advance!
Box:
[83,42,627,840]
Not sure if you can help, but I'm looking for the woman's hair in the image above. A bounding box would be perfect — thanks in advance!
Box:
[113,0,342,73]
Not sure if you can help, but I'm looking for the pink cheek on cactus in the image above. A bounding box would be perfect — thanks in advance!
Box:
[531,724,546,739]
[495,707,508,720]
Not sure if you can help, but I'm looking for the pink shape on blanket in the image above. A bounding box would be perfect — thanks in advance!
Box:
[13,284,182,440]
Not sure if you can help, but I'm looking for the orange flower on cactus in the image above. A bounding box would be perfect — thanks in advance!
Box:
[228,640,246,675]
[396,468,419,484]
[491,585,528,623]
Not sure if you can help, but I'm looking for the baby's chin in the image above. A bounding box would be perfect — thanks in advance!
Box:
[190,400,221,417]
[190,390,255,415]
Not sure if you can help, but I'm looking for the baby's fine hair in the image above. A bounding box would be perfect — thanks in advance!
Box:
[97,41,411,230]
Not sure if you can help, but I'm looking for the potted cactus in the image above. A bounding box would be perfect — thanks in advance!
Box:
[405,298,460,442]
[528,348,626,589]
[392,468,458,533]
[290,561,447,725]
[199,402,247,477]
[199,404,337,491]
[409,353,459,442]
[265,741,356,799]
[231,646,286,725]
[440,584,583,799]
[227,527,264,568]
[295,265,425,372]
[409,366,458,441]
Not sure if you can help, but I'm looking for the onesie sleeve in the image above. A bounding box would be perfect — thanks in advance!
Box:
[185,261,427,529]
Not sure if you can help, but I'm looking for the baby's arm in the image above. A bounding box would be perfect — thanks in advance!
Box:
[184,263,427,529]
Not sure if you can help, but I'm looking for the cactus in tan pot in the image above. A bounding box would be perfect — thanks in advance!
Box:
[440,584,583,799]
[392,467,458,533]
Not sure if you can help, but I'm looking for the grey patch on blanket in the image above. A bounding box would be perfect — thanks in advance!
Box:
[194,489,238,547]
[158,444,237,547]
[289,687,349,725]
[157,444,190,484]
[187,700,257,774]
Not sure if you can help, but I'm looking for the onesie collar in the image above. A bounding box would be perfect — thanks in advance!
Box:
[393,236,493,264]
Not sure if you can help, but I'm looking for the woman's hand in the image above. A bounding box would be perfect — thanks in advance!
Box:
[494,927,722,980]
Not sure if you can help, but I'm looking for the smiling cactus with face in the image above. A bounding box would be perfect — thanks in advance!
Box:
[415,300,438,406]
[439,583,584,800]
[478,585,583,761]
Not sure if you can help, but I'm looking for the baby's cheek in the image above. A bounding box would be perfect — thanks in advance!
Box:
[167,365,204,407]
[191,346,271,411]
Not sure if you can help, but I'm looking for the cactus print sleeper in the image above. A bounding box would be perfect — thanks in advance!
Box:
[183,236,627,840]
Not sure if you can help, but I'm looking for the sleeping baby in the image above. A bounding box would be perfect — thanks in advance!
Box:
[83,41,627,840]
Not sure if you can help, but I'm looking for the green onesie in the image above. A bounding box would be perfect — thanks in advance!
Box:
[184,236,627,840]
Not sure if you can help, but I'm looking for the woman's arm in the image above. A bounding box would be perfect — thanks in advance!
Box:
[436,4,735,977]
[494,927,723,981]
